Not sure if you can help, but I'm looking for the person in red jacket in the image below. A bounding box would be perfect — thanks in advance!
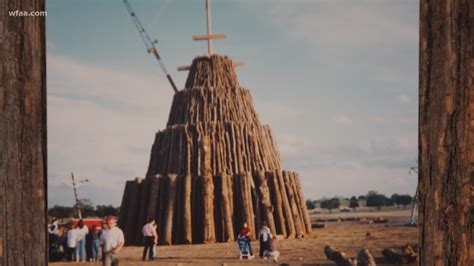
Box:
[238,222,254,258]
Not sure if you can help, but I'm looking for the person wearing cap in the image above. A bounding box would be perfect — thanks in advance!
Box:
[100,216,124,266]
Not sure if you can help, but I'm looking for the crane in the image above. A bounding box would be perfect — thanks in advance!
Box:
[123,0,178,93]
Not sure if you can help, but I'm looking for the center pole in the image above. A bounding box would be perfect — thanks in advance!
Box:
[206,0,212,55]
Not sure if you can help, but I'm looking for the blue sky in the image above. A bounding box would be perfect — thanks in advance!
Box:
[47,0,419,207]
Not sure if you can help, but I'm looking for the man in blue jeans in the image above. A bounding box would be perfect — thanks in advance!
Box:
[75,220,89,262]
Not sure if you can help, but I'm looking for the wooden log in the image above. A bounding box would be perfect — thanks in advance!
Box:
[156,177,167,245]
[191,175,204,243]
[183,174,193,244]
[173,175,183,244]
[418,1,473,264]
[118,181,133,232]
[146,175,161,226]
[135,178,152,244]
[294,173,312,235]
[256,170,277,235]
[239,172,256,239]
[213,175,223,242]
[0,1,47,264]
[357,249,376,266]
[283,171,304,238]
[163,174,178,245]
[201,135,216,243]
[324,245,356,266]
[382,248,417,264]
[250,173,262,237]
[124,178,143,245]
[277,171,295,238]
[219,174,235,242]
[267,171,286,236]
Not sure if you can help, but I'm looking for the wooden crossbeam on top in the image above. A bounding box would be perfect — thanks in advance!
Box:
[177,0,245,72]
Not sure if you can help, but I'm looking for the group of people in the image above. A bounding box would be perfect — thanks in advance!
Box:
[138,219,280,262]
[50,216,280,264]
[237,221,280,262]
[48,216,124,266]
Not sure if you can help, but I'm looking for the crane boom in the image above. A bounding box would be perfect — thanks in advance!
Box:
[123,0,178,93]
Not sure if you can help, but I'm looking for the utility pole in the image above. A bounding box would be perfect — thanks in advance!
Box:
[408,167,418,225]
[71,172,89,219]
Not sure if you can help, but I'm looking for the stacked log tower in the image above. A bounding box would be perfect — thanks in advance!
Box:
[118,54,312,245]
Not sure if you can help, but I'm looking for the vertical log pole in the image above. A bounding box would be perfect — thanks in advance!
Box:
[256,171,277,235]
[294,173,312,235]
[124,178,143,245]
[183,174,193,244]
[267,171,286,236]
[419,1,473,264]
[118,181,133,232]
[220,174,235,241]
[135,178,151,244]
[0,0,47,264]
[277,171,295,238]
[201,135,216,243]
[146,175,161,226]
[163,174,178,245]
[283,171,304,238]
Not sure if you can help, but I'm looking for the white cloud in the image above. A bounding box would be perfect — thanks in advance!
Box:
[265,1,417,49]
[333,114,352,125]
[397,94,410,104]
[371,116,385,124]
[48,54,172,206]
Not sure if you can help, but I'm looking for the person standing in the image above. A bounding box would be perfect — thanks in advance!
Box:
[75,220,89,262]
[141,218,156,261]
[100,216,124,266]
[238,222,254,258]
[66,224,77,261]
[258,221,273,258]
[89,225,101,262]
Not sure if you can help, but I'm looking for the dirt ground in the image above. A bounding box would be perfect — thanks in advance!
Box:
[51,213,421,265]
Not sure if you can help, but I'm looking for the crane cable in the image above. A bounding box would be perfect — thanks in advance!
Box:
[123,0,178,93]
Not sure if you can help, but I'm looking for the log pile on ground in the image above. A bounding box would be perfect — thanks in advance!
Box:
[324,245,357,266]
[382,245,417,264]
[357,249,376,266]
[118,55,312,245]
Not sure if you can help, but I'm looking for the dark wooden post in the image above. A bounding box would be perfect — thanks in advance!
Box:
[419,0,473,264]
[0,0,47,265]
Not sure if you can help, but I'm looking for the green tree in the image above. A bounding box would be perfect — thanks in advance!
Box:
[349,196,359,211]
[305,200,316,210]
[397,194,413,209]
[96,205,120,217]
[48,205,75,218]
[366,193,388,211]
[320,198,340,213]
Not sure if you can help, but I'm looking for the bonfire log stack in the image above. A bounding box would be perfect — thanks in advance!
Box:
[119,55,312,245]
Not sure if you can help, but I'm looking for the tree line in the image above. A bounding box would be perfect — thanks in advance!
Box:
[306,191,413,212]
[48,198,119,219]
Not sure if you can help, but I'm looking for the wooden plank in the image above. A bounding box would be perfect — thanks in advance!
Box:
[192,33,226,41]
